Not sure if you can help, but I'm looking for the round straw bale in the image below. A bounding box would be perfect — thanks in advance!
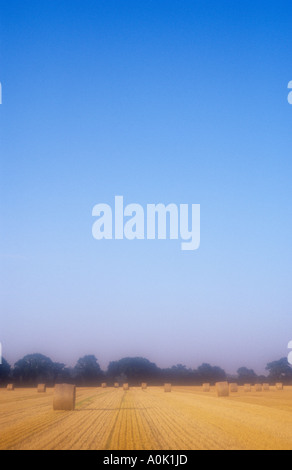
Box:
[244,384,251,392]
[141,382,147,390]
[53,384,76,411]
[216,382,229,397]
[114,382,119,388]
[164,383,172,392]
[101,383,107,388]
[276,383,283,391]
[255,384,262,392]
[263,383,270,391]
[202,383,210,392]
[229,383,238,393]
[37,384,46,393]
[123,383,129,391]
[7,384,14,391]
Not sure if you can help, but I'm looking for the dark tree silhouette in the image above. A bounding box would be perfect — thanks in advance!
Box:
[107,357,159,385]
[74,355,103,385]
[197,363,226,384]
[13,354,66,386]
[266,358,292,383]
[237,367,258,385]
[198,364,226,383]
[0,357,11,385]
[6,352,291,387]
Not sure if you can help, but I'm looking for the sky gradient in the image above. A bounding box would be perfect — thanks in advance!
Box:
[1,0,292,374]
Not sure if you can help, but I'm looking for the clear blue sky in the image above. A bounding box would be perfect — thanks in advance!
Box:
[1,0,292,373]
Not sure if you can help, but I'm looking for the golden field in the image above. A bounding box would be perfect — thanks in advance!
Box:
[0,386,292,450]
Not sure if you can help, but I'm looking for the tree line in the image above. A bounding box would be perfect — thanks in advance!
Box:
[0,354,291,387]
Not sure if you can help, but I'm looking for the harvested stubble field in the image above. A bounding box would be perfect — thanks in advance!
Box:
[0,386,292,450]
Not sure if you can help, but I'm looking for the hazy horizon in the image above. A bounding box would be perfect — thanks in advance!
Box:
[1,1,292,377]
[1,346,289,377]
